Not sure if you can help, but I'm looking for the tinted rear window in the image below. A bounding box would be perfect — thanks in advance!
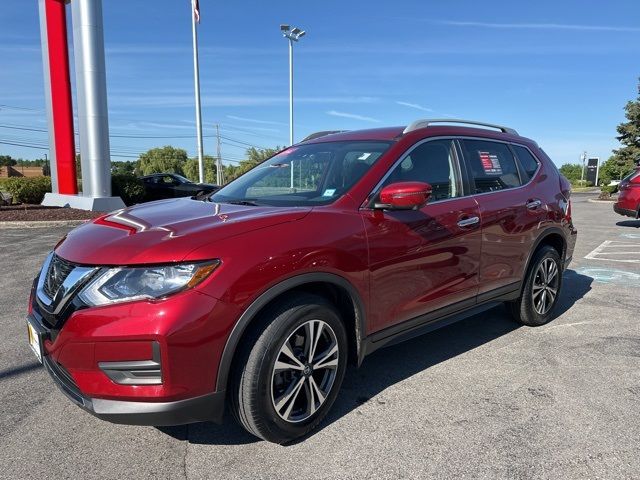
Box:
[461,139,522,193]
[512,145,539,182]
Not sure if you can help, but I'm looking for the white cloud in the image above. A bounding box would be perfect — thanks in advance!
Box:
[396,101,433,112]
[226,115,286,126]
[110,94,379,108]
[326,110,381,123]
[439,21,640,32]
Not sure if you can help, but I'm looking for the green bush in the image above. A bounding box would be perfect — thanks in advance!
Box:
[4,176,52,204]
[559,163,583,182]
[570,179,593,188]
[600,184,618,195]
[111,174,145,206]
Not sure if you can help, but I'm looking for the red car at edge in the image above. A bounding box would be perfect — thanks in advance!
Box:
[614,166,640,219]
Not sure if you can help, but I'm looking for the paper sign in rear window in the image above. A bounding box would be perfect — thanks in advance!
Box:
[478,151,503,175]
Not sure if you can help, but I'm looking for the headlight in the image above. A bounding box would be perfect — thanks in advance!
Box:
[78,261,220,306]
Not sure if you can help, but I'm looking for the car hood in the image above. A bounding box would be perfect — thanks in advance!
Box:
[56,198,311,265]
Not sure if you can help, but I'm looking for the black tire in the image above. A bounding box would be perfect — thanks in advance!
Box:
[229,293,348,444]
[507,245,563,326]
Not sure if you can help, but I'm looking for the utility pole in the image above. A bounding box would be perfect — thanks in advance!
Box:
[216,124,222,186]
[580,151,587,182]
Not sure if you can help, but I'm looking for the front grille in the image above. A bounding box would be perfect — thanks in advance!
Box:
[43,255,76,300]
[35,253,97,329]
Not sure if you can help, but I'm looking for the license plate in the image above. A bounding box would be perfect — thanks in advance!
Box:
[27,320,43,363]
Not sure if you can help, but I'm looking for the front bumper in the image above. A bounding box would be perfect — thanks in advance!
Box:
[43,352,224,425]
[27,278,239,425]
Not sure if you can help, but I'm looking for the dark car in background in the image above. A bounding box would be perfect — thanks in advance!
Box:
[140,173,219,201]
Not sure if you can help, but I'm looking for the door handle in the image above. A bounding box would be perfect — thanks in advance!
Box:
[526,199,542,210]
[457,216,480,228]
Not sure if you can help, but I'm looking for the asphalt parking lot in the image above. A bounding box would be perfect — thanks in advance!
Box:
[1,194,639,479]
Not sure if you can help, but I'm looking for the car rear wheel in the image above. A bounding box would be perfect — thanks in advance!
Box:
[507,245,562,326]
[229,293,348,443]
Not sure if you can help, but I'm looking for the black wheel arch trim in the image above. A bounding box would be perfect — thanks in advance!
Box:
[215,272,367,392]
[521,227,568,289]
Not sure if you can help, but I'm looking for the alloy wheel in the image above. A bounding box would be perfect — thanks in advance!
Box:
[271,319,339,423]
[532,258,559,315]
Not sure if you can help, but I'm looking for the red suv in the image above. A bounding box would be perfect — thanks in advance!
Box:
[614,167,640,218]
[26,119,576,443]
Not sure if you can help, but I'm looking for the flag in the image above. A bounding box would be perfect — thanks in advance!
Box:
[192,0,200,23]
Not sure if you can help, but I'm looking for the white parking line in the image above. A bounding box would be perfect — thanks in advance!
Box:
[585,240,640,263]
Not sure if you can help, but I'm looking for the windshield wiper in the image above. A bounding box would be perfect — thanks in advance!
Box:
[227,199,260,206]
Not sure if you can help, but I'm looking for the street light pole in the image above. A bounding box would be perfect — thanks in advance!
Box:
[280,24,305,189]
[288,37,294,147]
[580,151,587,182]
[288,38,294,190]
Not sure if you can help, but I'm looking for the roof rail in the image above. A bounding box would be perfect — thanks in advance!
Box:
[301,130,348,142]
[403,119,518,136]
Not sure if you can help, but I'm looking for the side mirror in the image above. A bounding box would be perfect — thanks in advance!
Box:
[375,181,432,210]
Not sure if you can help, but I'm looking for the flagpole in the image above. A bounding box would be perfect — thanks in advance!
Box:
[191,1,204,183]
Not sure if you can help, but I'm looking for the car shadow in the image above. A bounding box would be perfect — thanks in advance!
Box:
[616,220,640,228]
[554,269,593,317]
[158,269,593,447]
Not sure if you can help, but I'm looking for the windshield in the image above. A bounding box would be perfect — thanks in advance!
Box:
[621,169,640,183]
[173,174,191,184]
[210,141,392,206]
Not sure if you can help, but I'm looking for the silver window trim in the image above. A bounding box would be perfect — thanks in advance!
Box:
[362,135,543,209]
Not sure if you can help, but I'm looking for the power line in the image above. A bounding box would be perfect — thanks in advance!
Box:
[0,124,48,133]
[0,123,272,149]
[219,136,268,149]
[0,140,48,150]
[0,104,42,112]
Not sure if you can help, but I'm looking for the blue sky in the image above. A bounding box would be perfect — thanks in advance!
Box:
[1,0,639,167]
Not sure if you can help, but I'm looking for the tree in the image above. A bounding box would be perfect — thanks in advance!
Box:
[15,158,45,167]
[599,156,633,186]
[559,163,582,182]
[224,146,283,181]
[111,160,137,176]
[183,155,218,183]
[603,77,640,184]
[0,155,17,167]
[75,153,82,179]
[138,146,188,176]
[223,163,240,181]
[246,146,282,164]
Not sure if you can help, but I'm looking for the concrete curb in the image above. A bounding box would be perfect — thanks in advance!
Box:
[587,198,616,204]
[0,219,88,229]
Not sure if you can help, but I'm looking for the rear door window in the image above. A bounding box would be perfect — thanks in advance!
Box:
[461,139,522,193]
[512,145,540,182]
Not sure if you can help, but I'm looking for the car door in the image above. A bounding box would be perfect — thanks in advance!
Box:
[144,176,164,201]
[459,138,545,298]
[362,138,482,332]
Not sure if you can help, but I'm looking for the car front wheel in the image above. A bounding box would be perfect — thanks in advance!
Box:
[230,294,348,443]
